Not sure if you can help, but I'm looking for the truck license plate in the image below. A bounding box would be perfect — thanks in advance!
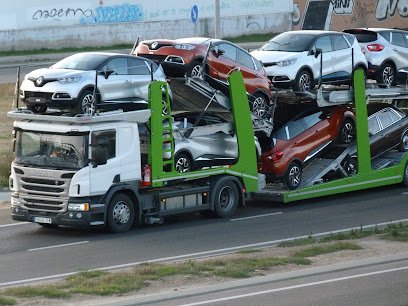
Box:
[34,217,52,224]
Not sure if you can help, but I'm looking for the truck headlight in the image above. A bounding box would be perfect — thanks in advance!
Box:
[68,203,90,212]
[58,76,81,84]
[277,59,297,67]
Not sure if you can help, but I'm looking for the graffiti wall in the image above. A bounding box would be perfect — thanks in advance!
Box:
[293,0,408,31]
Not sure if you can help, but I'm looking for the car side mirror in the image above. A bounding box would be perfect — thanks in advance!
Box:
[103,69,115,79]
[314,48,322,58]
[214,49,225,58]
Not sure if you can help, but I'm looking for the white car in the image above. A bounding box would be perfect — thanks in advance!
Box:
[251,30,367,93]
[343,28,408,87]
[19,52,171,114]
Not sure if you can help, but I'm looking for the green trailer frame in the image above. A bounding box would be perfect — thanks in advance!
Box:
[251,69,408,203]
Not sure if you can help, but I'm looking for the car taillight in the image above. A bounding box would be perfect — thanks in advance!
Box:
[268,151,283,162]
[367,44,384,52]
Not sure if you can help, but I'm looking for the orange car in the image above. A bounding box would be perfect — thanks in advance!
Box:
[134,37,273,117]
[259,105,355,190]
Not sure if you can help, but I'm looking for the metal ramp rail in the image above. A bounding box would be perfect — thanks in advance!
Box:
[185,77,274,136]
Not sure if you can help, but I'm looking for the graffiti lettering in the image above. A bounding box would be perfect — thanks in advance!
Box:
[32,8,93,21]
[332,0,354,14]
[375,0,408,21]
[80,4,143,24]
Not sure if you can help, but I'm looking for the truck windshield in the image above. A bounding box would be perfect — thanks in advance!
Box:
[14,131,89,170]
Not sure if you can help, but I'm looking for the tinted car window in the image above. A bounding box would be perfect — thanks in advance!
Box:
[260,33,316,52]
[302,111,322,129]
[344,30,377,43]
[332,35,349,50]
[314,36,332,52]
[237,49,255,69]
[218,43,237,61]
[392,32,407,47]
[389,108,401,123]
[378,31,391,42]
[253,57,263,71]
[368,116,380,135]
[128,58,150,75]
[104,57,128,75]
[286,120,305,139]
[377,109,393,129]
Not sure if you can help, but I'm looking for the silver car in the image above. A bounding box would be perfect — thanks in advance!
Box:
[344,28,408,86]
[19,52,170,114]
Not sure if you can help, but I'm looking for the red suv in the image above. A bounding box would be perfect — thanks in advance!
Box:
[259,105,355,190]
[134,37,273,117]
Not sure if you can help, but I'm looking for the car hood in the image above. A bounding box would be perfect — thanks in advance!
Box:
[251,50,303,65]
[25,68,92,79]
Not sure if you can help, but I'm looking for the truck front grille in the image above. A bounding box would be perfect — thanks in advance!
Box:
[13,165,74,213]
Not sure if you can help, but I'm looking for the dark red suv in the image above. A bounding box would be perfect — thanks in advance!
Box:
[259,105,355,189]
[134,37,273,117]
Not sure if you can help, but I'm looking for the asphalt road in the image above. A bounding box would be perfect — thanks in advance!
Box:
[0,185,408,288]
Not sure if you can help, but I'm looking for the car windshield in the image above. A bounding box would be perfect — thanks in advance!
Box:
[260,33,316,52]
[14,131,89,170]
[51,53,110,70]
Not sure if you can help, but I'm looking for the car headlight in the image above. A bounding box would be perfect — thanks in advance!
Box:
[277,59,297,67]
[68,203,90,211]
[58,76,82,84]
[174,44,195,50]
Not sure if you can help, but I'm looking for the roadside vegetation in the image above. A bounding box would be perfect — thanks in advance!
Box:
[0,83,15,188]
[0,224,406,305]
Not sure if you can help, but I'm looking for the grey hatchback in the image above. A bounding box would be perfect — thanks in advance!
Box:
[19,52,170,114]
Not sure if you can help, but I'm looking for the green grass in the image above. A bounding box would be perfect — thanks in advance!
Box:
[0,83,14,187]
[0,296,16,305]
[223,32,277,43]
[0,44,133,58]
[237,249,263,254]
[381,224,408,242]
[292,242,362,258]
[3,286,69,299]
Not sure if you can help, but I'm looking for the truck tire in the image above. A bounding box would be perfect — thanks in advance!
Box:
[107,193,135,233]
[211,177,239,218]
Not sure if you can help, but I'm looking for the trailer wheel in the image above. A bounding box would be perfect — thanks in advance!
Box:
[212,178,239,218]
[107,193,134,233]
[284,162,302,190]
[403,162,408,187]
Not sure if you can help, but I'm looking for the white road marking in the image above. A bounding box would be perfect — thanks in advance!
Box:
[401,192,408,195]
[1,219,408,288]
[230,212,283,221]
[0,222,30,228]
[179,266,408,306]
[28,241,90,252]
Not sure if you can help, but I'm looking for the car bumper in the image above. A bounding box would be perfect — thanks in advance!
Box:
[263,66,297,89]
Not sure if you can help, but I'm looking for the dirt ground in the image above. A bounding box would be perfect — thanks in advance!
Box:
[11,236,408,306]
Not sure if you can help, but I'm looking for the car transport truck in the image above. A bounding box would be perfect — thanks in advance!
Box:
[8,70,408,232]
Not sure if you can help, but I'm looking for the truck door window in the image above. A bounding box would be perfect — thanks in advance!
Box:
[92,130,116,159]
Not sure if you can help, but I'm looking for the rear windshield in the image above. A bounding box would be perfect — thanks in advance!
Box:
[344,30,377,43]
[260,32,316,52]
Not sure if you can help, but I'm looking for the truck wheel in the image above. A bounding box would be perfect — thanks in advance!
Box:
[403,162,408,187]
[174,153,192,173]
[339,119,355,144]
[344,157,358,176]
[212,178,239,218]
[107,193,134,233]
[399,131,408,152]
[284,162,302,190]
[27,105,47,113]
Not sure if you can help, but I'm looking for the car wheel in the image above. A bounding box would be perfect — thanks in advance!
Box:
[27,105,47,113]
[284,162,302,190]
[107,193,134,233]
[188,60,204,79]
[403,162,408,187]
[344,157,358,176]
[77,90,95,114]
[399,131,408,152]
[174,153,192,173]
[294,69,313,93]
[377,63,396,87]
[251,93,268,118]
[211,178,239,218]
[339,119,355,144]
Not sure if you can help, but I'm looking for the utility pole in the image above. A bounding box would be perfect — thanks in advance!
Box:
[215,0,220,38]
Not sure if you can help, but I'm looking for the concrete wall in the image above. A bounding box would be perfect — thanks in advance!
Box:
[0,0,293,51]
[292,0,408,31]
